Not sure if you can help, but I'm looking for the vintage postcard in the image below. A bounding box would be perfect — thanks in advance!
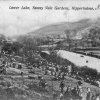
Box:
[0,0,100,100]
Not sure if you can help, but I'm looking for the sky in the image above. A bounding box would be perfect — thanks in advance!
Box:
[0,0,100,38]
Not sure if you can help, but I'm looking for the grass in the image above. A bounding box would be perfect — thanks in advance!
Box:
[0,69,99,100]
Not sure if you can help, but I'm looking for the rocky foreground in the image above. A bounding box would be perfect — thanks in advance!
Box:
[0,67,100,100]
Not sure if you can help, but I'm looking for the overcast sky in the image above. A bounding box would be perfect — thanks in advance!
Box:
[0,0,100,37]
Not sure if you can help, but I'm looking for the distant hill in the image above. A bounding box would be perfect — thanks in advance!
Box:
[16,18,100,40]
[16,18,100,51]
[27,19,92,39]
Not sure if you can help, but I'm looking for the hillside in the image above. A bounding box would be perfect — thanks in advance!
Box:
[0,19,100,100]
[15,18,100,52]
[27,19,92,39]
[27,18,100,38]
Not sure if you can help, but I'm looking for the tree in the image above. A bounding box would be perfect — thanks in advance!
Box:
[64,30,72,50]
[89,28,97,47]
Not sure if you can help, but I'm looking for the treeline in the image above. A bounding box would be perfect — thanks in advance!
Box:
[56,27,100,51]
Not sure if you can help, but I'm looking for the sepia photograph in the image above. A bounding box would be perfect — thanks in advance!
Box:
[0,0,100,100]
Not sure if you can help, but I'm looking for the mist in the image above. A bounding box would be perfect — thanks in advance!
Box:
[0,0,100,38]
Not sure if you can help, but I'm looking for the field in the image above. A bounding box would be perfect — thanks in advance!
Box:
[0,67,100,100]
